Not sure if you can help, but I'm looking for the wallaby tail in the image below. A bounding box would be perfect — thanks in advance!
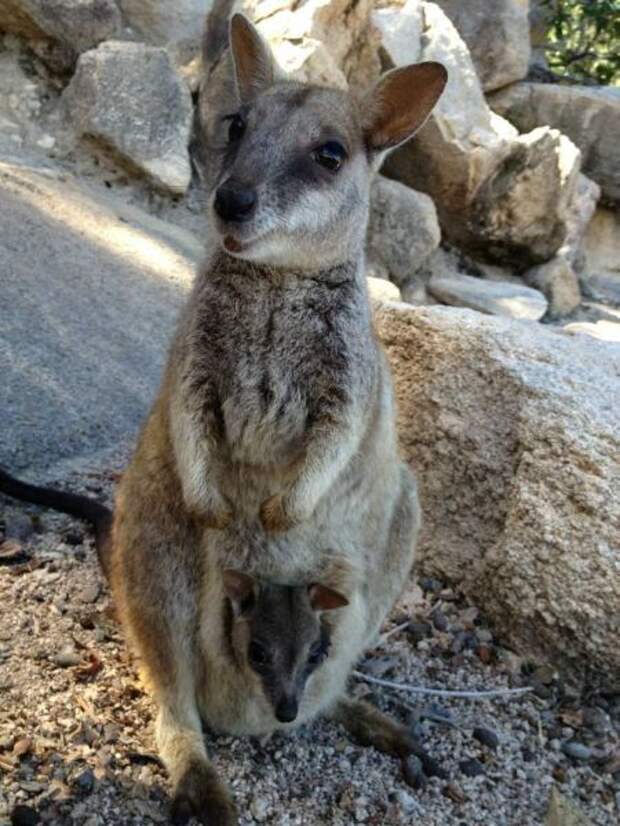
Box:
[0,467,113,577]
[202,0,239,71]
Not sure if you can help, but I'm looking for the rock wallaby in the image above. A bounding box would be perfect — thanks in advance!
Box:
[0,4,447,824]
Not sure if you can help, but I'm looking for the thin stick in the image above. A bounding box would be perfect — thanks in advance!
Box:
[377,620,411,645]
[353,670,533,700]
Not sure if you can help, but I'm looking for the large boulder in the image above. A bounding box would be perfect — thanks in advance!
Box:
[367,175,440,286]
[583,208,620,305]
[247,0,381,89]
[63,41,194,193]
[0,157,199,472]
[428,272,548,321]
[377,1,581,268]
[118,0,212,46]
[0,0,121,69]
[466,126,582,268]
[433,0,530,91]
[376,303,620,690]
[489,83,620,205]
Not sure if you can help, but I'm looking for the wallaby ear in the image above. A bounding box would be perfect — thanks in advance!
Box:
[363,62,447,153]
[308,584,349,612]
[223,569,257,615]
[229,13,275,103]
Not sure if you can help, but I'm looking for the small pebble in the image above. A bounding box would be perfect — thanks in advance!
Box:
[561,741,592,761]
[78,581,100,604]
[473,727,499,750]
[407,621,432,643]
[53,647,81,668]
[419,577,443,594]
[431,608,448,632]
[395,790,417,814]
[11,805,39,826]
[74,768,95,794]
[402,755,426,790]
[459,758,485,778]
[4,514,34,542]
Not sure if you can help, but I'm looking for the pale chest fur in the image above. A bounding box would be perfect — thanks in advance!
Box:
[180,258,374,468]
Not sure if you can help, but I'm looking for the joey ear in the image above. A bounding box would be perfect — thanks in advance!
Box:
[308,584,349,612]
[223,570,257,615]
[363,62,447,153]
[229,13,276,103]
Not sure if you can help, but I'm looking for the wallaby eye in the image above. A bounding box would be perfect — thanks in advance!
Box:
[248,641,269,668]
[312,141,346,172]
[225,114,246,143]
[308,641,328,666]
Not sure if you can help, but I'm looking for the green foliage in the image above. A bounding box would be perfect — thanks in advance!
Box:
[541,0,620,85]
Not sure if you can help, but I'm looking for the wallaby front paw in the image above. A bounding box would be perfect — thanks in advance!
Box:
[260,494,291,533]
[171,762,238,826]
[204,507,234,531]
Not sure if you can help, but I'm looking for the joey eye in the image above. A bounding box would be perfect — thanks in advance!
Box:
[248,641,269,668]
[312,141,346,172]
[226,114,246,143]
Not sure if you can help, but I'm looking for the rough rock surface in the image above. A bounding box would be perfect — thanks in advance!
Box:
[524,255,581,319]
[0,158,199,471]
[376,303,620,690]
[118,0,212,45]
[467,127,581,268]
[434,0,530,91]
[367,175,440,286]
[249,0,381,89]
[0,0,121,54]
[378,0,517,228]
[63,40,193,193]
[489,82,620,205]
[428,272,548,321]
[377,2,579,268]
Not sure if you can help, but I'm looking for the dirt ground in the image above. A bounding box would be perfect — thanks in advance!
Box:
[1,459,618,826]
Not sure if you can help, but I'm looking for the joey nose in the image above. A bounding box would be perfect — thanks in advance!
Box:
[275,696,298,723]
[214,183,257,223]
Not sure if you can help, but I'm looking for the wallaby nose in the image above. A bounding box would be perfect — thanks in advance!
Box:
[214,183,257,223]
[275,696,298,723]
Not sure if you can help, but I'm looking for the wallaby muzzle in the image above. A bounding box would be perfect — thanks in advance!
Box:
[214,180,258,223]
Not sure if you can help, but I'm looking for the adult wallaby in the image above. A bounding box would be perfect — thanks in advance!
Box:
[0,5,447,824]
[109,7,445,818]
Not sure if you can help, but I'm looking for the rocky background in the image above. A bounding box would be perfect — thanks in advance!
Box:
[0,1,619,824]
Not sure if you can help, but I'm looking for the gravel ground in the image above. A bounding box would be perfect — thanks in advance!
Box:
[1,459,619,826]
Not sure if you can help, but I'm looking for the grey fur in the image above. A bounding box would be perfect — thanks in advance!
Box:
[108,9,446,824]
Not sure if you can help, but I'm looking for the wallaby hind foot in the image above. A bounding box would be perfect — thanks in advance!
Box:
[331,696,446,779]
[171,759,237,826]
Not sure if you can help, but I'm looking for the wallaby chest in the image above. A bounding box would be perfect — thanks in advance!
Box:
[186,265,369,465]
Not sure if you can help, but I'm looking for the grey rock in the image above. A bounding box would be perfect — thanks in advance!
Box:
[377,4,578,268]
[489,82,620,204]
[473,727,499,751]
[118,0,212,46]
[376,304,620,691]
[429,272,548,321]
[78,581,101,604]
[525,256,581,319]
[467,127,582,268]
[434,0,530,91]
[583,207,620,300]
[561,741,593,762]
[459,757,485,777]
[545,787,593,826]
[54,646,82,667]
[378,1,518,236]
[367,175,440,286]
[63,41,193,193]
[0,158,199,472]
[0,1,121,58]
